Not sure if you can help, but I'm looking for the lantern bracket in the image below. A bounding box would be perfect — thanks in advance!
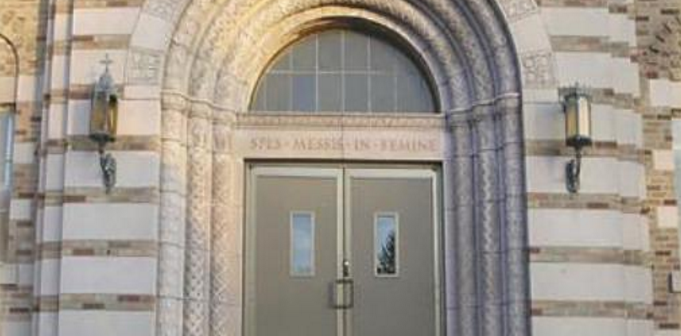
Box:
[560,83,593,194]
[566,149,582,194]
[90,55,119,194]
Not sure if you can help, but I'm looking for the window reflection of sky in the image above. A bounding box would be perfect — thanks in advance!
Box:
[292,214,314,276]
[376,215,397,275]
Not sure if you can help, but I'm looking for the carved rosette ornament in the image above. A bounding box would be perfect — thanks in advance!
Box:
[150,0,535,335]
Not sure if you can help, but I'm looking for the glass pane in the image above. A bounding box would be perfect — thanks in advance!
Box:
[272,51,291,71]
[370,74,395,112]
[292,75,316,112]
[344,74,368,112]
[292,38,316,71]
[319,31,342,71]
[265,73,291,111]
[344,32,368,71]
[291,212,315,276]
[370,39,394,73]
[251,29,435,113]
[319,74,342,112]
[252,78,267,111]
[375,214,398,276]
[397,75,432,112]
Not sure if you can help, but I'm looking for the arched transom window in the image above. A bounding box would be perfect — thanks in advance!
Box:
[251,30,436,113]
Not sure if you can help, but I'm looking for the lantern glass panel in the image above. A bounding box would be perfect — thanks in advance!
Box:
[577,96,591,138]
[565,96,579,139]
[90,92,118,142]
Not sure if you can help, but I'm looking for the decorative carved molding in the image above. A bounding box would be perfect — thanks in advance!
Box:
[127,48,164,85]
[520,50,558,89]
[497,0,539,23]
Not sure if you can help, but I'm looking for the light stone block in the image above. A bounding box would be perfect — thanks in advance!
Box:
[47,103,67,140]
[656,206,679,229]
[10,199,31,221]
[656,331,681,336]
[522,89,560,104]
[618,161,645,198]
[124,85,161,100]
[555,53,639,96]
[37,312,58,336]
[68,50,127,86]
[67,100,90,136]
[531,263,626,301]
[39,259,60,296]
[611,57,640,96]
[529,209,624,248]
[3,321,31,336]
[59,311,154,336]
[13,142,35,165]
[63,203,158,240]
[609,14,637,46]
[50,56,68,90]
[44,154,65,191]
[130,13,173,51]
[522,102,563,140]
[118,100,162,136]
[0,262,16,284]
[52,15,71,42]
[509,14,552,52]
[532,317,626,336]
[64,151,160,188]
[541,7,611,38]
[653,150,675,171]
[60,257,156,294]
[526,156,619,194]
[17,262,33,286]
[72,8,140,36]
[650,79,681,108]
[622,213,650,252]
[624,265,653,303]
[0,76,40,103]
[591,104,616,142]
[615,109,642,146]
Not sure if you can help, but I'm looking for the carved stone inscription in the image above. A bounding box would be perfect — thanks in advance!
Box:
[235,130,445,160]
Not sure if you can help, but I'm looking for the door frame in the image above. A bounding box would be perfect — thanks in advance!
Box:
[244,164,444,336]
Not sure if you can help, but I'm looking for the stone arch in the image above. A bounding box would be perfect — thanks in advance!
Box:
[136,1,555,336]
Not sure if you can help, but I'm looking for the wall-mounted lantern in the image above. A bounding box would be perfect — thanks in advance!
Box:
[561,84,593,194]
[90,55,118,193]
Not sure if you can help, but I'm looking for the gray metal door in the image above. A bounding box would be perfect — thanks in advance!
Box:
[247,168,342,336]
[346,169,439,336]
[247,167,440,336]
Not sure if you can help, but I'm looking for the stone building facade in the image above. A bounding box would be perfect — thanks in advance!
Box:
[0,0,679,335]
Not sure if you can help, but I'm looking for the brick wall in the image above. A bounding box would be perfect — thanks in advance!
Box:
[636,0,681,332]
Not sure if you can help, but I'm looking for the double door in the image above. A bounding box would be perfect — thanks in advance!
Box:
[245,166,442,336]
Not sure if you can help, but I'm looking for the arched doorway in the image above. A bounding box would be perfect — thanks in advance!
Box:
[156,1,531,335]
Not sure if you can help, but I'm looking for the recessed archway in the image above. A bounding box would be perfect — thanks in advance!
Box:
[146,1,536,335]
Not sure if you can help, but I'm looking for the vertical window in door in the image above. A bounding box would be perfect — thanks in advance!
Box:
[290,212,315,277]
[375,213,399,277]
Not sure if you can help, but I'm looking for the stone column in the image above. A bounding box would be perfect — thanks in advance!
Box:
[448,111,479,336]
[157,94,189,336]
[210,111,239,336]
[183,102,213,336]
[475,106,504,336]
[498,97,531,336]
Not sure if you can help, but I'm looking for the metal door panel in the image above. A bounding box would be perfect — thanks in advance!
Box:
[247,168,341,336]
[347,170,438,336]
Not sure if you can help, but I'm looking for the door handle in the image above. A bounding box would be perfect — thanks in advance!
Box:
[332,278,354,309]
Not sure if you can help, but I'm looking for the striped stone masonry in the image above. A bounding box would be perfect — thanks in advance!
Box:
[0,0,678,336]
